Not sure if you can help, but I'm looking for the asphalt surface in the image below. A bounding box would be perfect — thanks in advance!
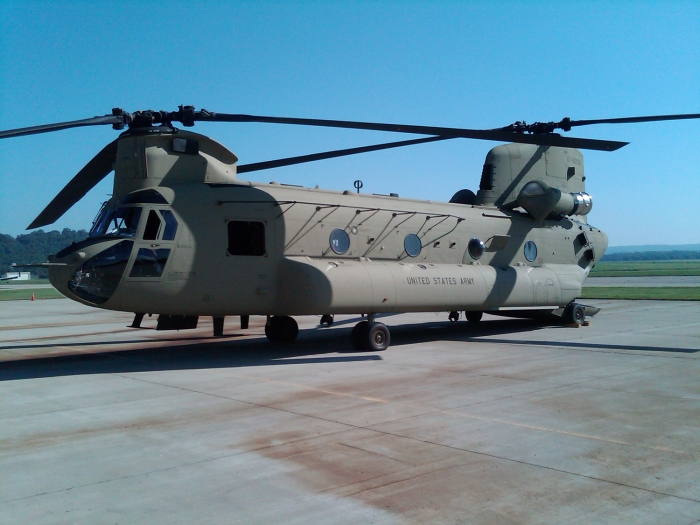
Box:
[1,299,700,524]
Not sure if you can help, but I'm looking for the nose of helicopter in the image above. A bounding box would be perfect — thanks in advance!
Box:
[48,239,134,305]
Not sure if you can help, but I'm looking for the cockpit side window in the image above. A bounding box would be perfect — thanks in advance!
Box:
[160,210,178,241]
[143,210,162,241]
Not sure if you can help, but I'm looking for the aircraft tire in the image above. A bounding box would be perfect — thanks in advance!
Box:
[564,303,585,326]
[320,314,334,327]
[465,311,483,323]
[367,322,390,352]
[265,316,299,343]
[351,321,370,351]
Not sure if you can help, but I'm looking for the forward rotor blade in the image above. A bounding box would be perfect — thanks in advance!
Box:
[237,136,452,174]
[568,113,700,128]
[199,112,627,151]
[27,139,119,229]
[0,115,123,140]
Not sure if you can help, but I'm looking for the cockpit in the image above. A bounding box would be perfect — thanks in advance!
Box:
[89,206,143,237]
[88,189,173,239]
[55,189,180,305]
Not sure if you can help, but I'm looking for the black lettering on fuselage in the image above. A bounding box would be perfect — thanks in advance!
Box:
[406,276,475,286]
[406,277,431,285]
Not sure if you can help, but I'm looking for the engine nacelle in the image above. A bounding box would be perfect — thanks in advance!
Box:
[475,144,586,209]
[517,180,592,220]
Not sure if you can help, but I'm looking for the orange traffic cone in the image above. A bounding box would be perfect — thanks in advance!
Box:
[30,293,35,301]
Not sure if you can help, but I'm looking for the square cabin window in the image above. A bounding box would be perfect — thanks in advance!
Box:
[227,221,266,256]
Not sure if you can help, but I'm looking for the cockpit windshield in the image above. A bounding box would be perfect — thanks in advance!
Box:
[89,206,143,238]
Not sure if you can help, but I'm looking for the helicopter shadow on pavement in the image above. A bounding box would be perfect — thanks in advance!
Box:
[4,315,684,383]
[0,331,380,382]
[328,317,659,365]
[0,317,549,382]
[384,318,699,354]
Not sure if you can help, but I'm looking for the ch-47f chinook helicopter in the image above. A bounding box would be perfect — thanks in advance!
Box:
[2,107,699,351]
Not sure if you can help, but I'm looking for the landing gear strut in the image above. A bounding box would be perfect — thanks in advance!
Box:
[213,316,225,336]
[351,315,390,351]
[265,316,299,343]
[130,313,145,328]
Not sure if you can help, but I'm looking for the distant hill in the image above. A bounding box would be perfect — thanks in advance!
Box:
[601,250,700,262]
[0,229,88,278]
[606,244,700,254]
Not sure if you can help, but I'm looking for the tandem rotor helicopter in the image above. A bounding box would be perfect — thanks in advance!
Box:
[2,107,699,351]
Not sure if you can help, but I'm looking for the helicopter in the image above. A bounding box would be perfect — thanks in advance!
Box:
[1,107,699,351]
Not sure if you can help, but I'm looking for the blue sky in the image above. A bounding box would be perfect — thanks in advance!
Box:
[1,0,698,246]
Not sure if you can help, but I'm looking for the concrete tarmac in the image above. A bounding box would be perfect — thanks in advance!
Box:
[1,299,700,524]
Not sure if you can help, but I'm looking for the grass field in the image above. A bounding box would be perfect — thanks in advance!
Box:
[0,288,64,301]
[581,286,700,301]
[591,260,700,277]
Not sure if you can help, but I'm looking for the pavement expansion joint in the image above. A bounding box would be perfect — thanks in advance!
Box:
[332,458,475,498]
[366,426,700,506]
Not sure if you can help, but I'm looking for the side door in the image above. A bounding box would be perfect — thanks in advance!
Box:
[126,207,180,281]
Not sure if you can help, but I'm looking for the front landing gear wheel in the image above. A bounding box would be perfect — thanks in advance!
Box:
[320,314,334,327]
[564,303,585,326]
[448,311,460,322]
[265,316,299,343]
[465,311,483,323]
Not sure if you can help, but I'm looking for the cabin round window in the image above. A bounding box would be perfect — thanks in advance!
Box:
[404,233,422,257]
[468,238,485,260]
[329,229,350,255]
[524,240,538,262]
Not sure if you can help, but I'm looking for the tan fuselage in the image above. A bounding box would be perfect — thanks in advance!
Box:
[48,130,607,317]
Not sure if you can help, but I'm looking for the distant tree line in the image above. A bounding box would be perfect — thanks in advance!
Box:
[601,250,700,262]
[0,229,88,278]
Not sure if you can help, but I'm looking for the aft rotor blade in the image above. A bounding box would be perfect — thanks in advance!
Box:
[568,113,700,128]
[0,115,123,140]
[200,112,627,151]
[237,136,452,174]
[27,139,119,229]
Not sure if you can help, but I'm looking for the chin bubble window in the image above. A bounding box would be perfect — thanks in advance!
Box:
[68,240,134,304]
[468,238,485,260]
[404,233,422,257]
[329,229,350,255]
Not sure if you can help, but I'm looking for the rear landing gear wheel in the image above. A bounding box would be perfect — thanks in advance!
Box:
[448,311,460,322]
[265,316,299,343]
[367,322,390,351]
[320,314,334,327]
[564,303,585,326]
[351,321,390,351]
[465,311,483,323]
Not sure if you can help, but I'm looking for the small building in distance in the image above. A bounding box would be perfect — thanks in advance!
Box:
[2,271,31,281]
